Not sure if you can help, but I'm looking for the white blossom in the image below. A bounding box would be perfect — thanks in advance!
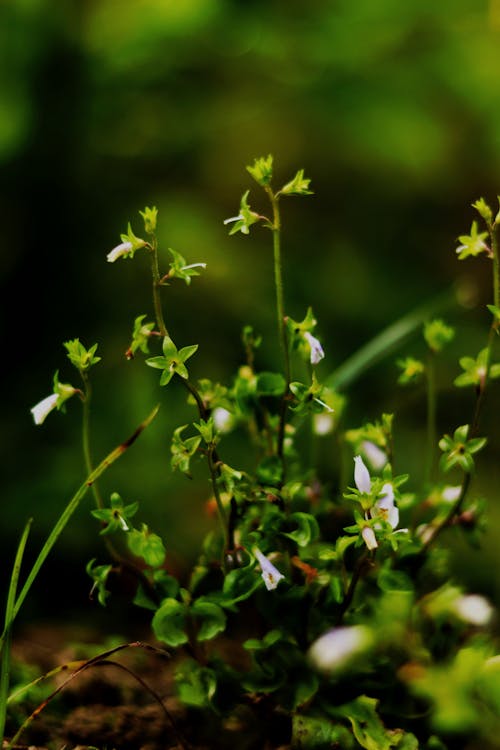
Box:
[253,547,285,591]
[313,412,334,436]
[107,241,133,263]
[223,214,244,226]
[354,455,371,494]
[308,625,373,672]
[371,483,399,529]
[31,393,59,425]
[453,594,494,626]
[361,440,387,470]
[361,526,378,551]
[212,407,233,433]
[442,485,462,503]
[304,331,325,365]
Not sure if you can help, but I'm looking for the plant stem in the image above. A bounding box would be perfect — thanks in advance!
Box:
[265,187,290,462]
[150,239,169,338]
[424,351,437,485]
[81,372,103,509]
[207,448,229,553]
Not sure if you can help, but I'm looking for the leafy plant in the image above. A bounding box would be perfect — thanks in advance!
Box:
[3,162,500,749]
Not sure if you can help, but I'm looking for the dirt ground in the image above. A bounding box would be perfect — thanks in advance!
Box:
[5,623,291,750]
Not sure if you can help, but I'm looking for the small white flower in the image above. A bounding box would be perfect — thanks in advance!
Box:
[354,455,371,494]
[313,412,334,436]
[308,625,373,672]
[453,594,493,626]
[181,262,207,272]
[371,483,399,529]
[361,440,387,470]
[304,331,325,365]
[361,526,378,551]
[212,407,233,433]
[107,241,133,263]
[253,547,285,591]
[442,485,462,503]
[31,393,59,425]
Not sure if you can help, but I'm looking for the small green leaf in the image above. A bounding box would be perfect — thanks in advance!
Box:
[127,523,166,567]
[152,598,188,647]
[191,598,226,641]
[282,512,320,547]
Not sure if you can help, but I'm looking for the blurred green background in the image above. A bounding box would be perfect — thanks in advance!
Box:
[2,0,500,626]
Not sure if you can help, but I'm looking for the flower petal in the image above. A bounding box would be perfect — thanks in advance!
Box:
[31,393,59,425]
[253,547,285,591]
[354,455,371,494]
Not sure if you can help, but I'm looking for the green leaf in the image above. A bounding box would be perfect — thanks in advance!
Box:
[280,168,313,196]
[127,524,166,567]
[282,512,320,547]
[292,714,355,749]
[256,371,287,397]
[191,598,226,641]
[64,339,101,372]
[338,696,398,750]
[152,598,188,647]
[176,659,217,708]
[86,558,113,607]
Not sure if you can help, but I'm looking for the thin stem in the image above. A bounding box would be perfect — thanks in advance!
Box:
[265,187,291,463]
[424,351,437,485]
[81,372,103,509]
[336,551,371,625]
[150,239,169,338]
[207,449,229,554]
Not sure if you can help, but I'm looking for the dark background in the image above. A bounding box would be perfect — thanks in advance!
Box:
[1,0,500,628]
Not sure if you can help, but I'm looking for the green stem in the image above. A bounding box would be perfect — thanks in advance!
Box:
[424,351,437,485]
[266,187,290,462]
[207,448,229,554]
[150,239,169,338]
[0,520,32,743]
[81,372,103,509]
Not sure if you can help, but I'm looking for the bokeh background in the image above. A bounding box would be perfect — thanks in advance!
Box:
[2,0,500,628]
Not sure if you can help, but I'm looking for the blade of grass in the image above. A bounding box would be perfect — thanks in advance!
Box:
[0,518,32,743]
[0,404,159,655]
[326,288,456,391]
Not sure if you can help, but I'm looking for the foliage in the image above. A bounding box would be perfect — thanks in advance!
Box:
[2,158,500,749]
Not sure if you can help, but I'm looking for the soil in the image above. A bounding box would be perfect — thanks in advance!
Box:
[4,623,292,750]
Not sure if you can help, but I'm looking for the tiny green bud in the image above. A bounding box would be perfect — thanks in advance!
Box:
[280,168,313,196]
[472,197,493,226]
[139,205,158,234]
[246,155,273,186]
[423,319,455,353]
[64,339,101,372]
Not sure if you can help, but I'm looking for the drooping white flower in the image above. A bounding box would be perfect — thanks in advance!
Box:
[361,526,378,551]
[371,483,399,529]
[354,455,371,494]
[453,594,494,626]
[31,393,59,425]
[308,625,373,673]
[223,214,244,226]
[107,241,133,263]
[361,440,387,470]
[253,547,285,591]
[304,331,325,365]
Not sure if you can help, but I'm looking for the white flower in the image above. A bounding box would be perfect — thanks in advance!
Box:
[361,440,387,470]
[313,412,334,436]
[442,485,461,503]
[371,483,399,529]
[354,455,371,494]
[453,594,493,626]
[308,625,373,672]
[253,547,285,591]
[31,393,59,425]
[212,407,233,433]
[361,526,378,551]
[107,241,133,263]
[304,331,325,365]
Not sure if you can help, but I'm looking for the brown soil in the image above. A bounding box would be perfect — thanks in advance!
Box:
[4,623,291,750]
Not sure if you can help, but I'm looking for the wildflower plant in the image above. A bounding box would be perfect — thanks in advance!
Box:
[1,162,500,749]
